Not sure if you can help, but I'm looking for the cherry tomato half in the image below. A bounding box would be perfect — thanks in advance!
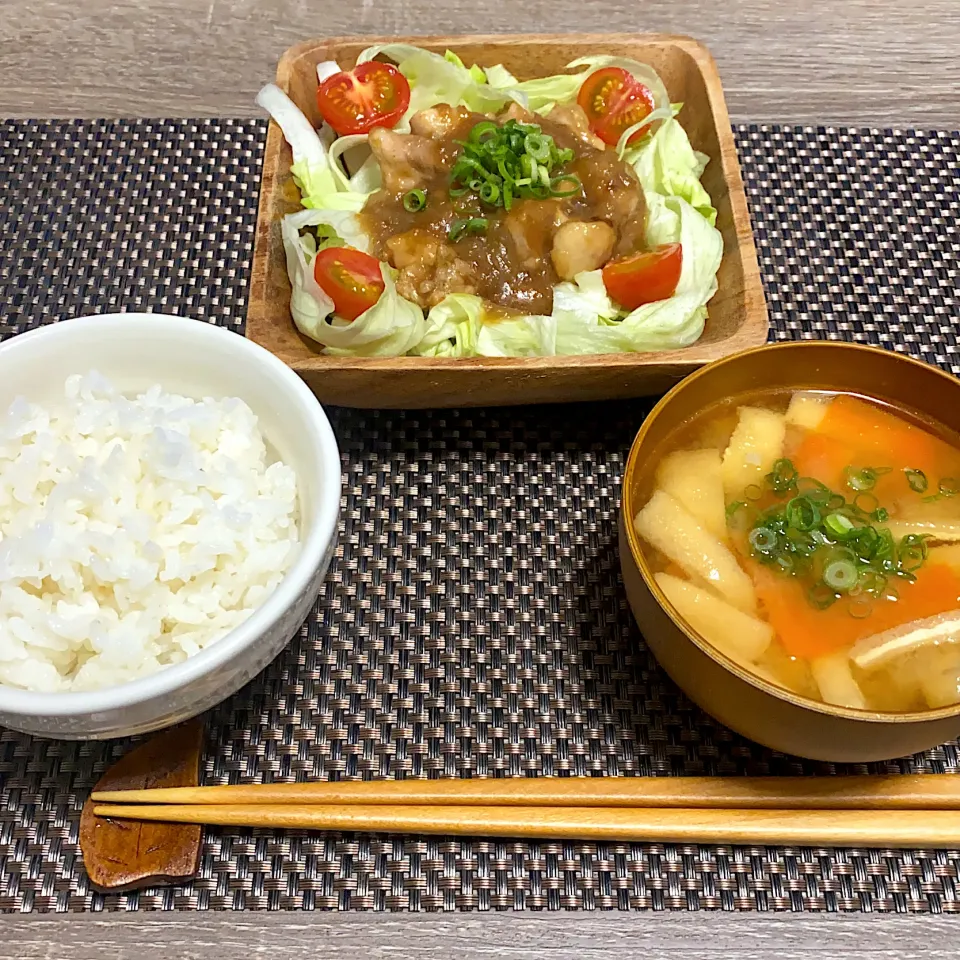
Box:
[601,243,683,311]
[576,66,656,147]
[316,62,411,136]
[313,247,385,321]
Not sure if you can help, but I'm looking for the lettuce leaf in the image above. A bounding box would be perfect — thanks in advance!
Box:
[500,73,584,114]
[630,117,716,225]
[412,294,559,357]
[281,210,424,356]
[257,83,371,211]
[552,269,620,324]
[319,266,426,357]
[476,314,557,357]
[356,44,513,128]
[410,294,483,357]
[281,210,336,339]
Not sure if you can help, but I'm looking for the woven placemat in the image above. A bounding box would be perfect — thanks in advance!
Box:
[0,119,959,914]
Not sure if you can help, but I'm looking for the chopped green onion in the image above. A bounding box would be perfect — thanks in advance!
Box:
[749,526,778,554]
[824,512,856,539]
[469,121,498,143]
[785,496,819,531]
[726,500,748,518]
[765,458,799,496]
[941,477,960,497]
[797,477,832,503]
[479,181,500,205]
[845,467,878,492]
[875,527,896,558]
[746,469,929,611]
[549,174,582,198]
[848,598,874,619]
[898,534,928,572]
[447,119,581,209]
[524,133,551,162]
[857,570,887,597]
[824,559,859,591]
[402,188,427,213]
[905,468,928,493]
[448,217,489,242]
[808,583,839,610]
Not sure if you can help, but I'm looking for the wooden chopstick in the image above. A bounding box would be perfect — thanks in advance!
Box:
[91,774,960,809]
[90,803,960,847]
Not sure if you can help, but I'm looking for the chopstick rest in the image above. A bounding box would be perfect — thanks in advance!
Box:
[79,719,205,893]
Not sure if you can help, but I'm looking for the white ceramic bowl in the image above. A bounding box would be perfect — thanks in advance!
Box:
[0,313,341,740]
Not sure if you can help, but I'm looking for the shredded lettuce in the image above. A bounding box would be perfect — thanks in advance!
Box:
[552,269,620,325]
[355,44,514,128]
[283,218,425,357]
[282,208,425,357]
[630,117,716,225]
[410,294,483,357]
[444,50,488,85]
[319,265,426,357]
[327,134,382,195]
[476,313,557,358]
[257,83,371,211]
[498,72,583,114]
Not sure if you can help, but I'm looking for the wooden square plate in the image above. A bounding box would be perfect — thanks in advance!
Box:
[247,33,768,408]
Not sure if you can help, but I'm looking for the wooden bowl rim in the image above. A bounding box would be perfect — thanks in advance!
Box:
[621,339,960,725]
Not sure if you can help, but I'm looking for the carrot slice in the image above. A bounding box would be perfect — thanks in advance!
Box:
[750,561,960,659]
[813,395,960,482]
[791,430,851,492]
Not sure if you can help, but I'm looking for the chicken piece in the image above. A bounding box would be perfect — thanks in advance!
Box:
[368,126,447,193]
[386,229,440,270]
[550,221,616,280]
[544,103,605,150]
[571,152,648,255]
[409,104,476,139]
[499,102,538,125]
[503,199,568,270]
[386,229,477,308]
[614,205,647,256]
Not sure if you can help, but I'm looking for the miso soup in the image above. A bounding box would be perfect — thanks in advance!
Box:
[633,390,960,713]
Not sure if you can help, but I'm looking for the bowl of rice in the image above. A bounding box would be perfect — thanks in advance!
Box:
[0,313,341,739]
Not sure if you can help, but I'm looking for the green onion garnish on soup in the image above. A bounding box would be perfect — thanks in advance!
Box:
[739,457,932,611]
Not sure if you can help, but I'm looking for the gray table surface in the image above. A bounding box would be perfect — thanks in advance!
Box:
[2,0,959,955]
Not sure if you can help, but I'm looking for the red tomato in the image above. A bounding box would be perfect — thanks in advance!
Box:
[601,243,683,310]
[313,247,385,321]
[576,66,656,147]
[317,62,411,136]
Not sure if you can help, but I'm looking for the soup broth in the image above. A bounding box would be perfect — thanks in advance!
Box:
[633,389,960,713]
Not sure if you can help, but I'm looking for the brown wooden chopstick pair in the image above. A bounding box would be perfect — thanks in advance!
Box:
[91,774,960,847]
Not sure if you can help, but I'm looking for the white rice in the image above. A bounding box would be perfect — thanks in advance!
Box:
[0,371,300,693]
